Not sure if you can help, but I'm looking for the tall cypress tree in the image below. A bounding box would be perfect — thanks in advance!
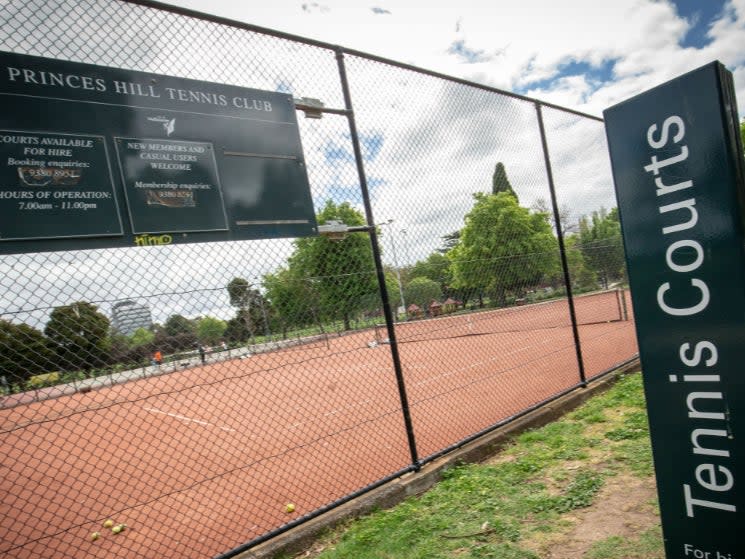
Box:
[492,162,518,201]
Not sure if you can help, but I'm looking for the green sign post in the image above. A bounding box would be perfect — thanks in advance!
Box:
[605,62,744,558]
[0,51,316,254]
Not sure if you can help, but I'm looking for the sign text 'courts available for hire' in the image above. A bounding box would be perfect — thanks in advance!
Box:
[0,51,317,254]
[605,62,744,558]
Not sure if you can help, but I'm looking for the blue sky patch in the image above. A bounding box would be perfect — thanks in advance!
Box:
[275,79,294,94]
[322,131,384,165]
[448,40,489,64]
[367,176,386,190]
[322,139,354,164]
[359,131,384,161]
[672,0,727,49]
[517,58,616,94]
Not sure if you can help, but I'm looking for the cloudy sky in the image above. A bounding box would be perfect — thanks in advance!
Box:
[159,0,745,119]
[3,0,745,329]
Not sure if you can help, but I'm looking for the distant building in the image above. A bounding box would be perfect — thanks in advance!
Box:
[111,300,152,336]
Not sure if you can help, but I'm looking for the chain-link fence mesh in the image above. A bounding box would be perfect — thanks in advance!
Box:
[0,2,638,558]
[541,106,637,380]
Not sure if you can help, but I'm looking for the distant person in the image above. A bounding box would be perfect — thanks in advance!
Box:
[198,344,206,364]
[153,350,162,366]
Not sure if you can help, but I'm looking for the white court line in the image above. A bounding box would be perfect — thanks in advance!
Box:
[144,407,236,432]
[413,339,549,388]
[289,398,376,430]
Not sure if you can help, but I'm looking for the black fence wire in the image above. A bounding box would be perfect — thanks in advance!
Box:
[0,1,638,558]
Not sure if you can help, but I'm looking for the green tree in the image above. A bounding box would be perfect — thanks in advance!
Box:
[290,201,378,330]
[357,270,403,319]
[410,252,451,288]
[263,266,318,337]
[449,192,557,305]
[0,320,55,385]
[224,311,252,344]
[153,330,197,354]
[227,277,252,318]
[532,197,576,235]
[404,277,442,310]
[384,269,405,315]
[129,327,154,347]
[44,301,110,372]
[227,277,272,338]
[492,161,518,200]
[436,230,461,254]
[196,316,227,346]
[163,314,195,337]
[409,251,471,303]
[564,234,598,291]
[577,207,625,289]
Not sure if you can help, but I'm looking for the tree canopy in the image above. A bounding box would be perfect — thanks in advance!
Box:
[227,277,273,337]
[163,314,195,337]
[290,200,378,330]
[44,301,110,372]
[492,161,518,200]
[563,235,598,291]
[448,192,557,304]
[0,320,54,384]
[196,316,227,346]
[409,252,451,290]
[129,327,154,347]
[404,277,442,310]
[263,266,319,336]
[577,207,625,289]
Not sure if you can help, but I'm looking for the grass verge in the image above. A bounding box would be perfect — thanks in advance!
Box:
[286,371,663,559]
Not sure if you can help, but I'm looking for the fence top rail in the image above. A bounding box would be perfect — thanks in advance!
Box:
[121,0,604,123]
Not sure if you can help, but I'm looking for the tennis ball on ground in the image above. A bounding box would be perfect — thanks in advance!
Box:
[90,531,101,541]
[102,519,114,528]
[285,503,296,513]
[111,524,126,534]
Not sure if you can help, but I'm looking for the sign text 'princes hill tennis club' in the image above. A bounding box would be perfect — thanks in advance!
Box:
[605,62,744,558]
[0,51,316,254]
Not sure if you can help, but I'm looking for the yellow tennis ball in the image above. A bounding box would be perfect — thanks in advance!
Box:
[90,531,101,541]
[285,503,295,513]
[102,519,114,528]
[112,524,126,534]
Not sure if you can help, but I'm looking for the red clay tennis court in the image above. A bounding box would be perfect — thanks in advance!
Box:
[1,291,637,559]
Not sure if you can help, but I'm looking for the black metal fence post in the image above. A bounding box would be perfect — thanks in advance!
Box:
[535,102,587,386]
[334,48,421,470]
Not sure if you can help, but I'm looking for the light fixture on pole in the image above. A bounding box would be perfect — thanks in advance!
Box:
[317,219,408,320]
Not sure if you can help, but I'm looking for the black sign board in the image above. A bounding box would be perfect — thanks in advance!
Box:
[605,62,744,558]
[0,130,122,240]
[0,51,316,253]
[115,138,227,234]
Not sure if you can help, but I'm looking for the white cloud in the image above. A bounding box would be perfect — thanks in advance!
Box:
[159,0,745,118]
[2,0,744,328]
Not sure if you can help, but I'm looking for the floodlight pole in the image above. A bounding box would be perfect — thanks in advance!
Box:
[380,219,408,321]
[335,47,420,471]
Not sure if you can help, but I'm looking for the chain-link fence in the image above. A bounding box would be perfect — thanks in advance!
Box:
[0,2,638,558]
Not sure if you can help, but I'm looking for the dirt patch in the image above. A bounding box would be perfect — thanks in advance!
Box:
[293,474,660,559]
[524,474,659,558]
